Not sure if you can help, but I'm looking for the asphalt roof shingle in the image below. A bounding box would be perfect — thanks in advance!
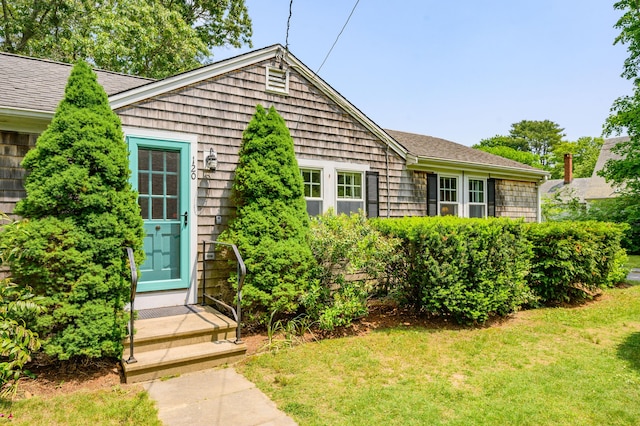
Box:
[0,52,153,113]
[385,129,544,172]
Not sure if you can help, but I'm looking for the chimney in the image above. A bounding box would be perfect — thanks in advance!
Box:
[564,153,573,184]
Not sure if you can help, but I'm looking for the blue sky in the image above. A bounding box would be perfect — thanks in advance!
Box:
[213,1,631,146]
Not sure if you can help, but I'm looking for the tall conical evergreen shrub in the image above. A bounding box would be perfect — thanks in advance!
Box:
[5,60,144,360]
[222,105,315,321]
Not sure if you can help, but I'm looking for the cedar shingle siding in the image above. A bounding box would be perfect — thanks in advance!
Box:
[0,131,36,215]
[496,180,538,222]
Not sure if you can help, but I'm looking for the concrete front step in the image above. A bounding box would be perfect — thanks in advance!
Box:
[121,305,246,384]
[124,306,238,353]
[122,340,247,383]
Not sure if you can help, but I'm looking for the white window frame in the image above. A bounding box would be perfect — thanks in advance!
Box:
[466,177,487,218]
[297,159,369,215]
[336,170,364,215]
[301,168,323,199]
[300,167,323,216]
[439,175,460,217]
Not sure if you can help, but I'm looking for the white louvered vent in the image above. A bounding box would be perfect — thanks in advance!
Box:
[265,66,289,95]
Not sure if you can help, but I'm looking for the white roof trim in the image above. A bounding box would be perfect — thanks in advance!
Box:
[407,155,549,182]
[0,106,53,120]
[108,44,408,160]
[109,47,280,109]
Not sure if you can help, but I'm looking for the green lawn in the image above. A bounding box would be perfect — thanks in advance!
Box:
[626,254,640,270]
[0,386,160,426]
[240,285,640,425]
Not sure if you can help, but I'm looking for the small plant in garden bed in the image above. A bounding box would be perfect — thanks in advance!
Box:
[303,210,399,330]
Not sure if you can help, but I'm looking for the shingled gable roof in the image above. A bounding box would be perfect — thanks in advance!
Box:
[584,136,629,200]
[386,129,548,180]
[0,52,153,112]
[0,52,152,132]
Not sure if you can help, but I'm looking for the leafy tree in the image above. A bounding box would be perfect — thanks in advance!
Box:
[509,120,565,165]
[0,0,252,78]
[549,137,604,179]
[474,120,565,168]
[601,1,640,194]
[475,134,529,152]
[474,145,543,168]
[1,60,144,360]
[221,105,315,323]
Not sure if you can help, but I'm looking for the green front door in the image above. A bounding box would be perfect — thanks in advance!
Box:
[128,137,190,292]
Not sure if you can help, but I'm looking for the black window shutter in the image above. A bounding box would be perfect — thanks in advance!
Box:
[366,171,379,218]
[487,178,496,217]
[427,173,438,217]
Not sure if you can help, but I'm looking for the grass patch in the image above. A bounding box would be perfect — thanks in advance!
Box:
[0,386,160,425]
[240,285,640,425]
[626,254,640,269]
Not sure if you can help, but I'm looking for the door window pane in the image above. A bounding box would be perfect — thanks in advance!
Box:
[166,152,178,172]
[138,149,149,171]
[139,197,149,219]
[152,198,164,219]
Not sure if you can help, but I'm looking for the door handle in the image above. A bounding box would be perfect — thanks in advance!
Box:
[181,211,188,227]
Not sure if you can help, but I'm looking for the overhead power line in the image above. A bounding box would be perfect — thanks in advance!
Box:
[317,0,360,74]
[285,0,293,51]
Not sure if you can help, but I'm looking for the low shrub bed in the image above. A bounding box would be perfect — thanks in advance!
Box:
[304,211,399,330]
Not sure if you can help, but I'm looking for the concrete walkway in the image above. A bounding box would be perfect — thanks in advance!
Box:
[628,268,640,282]
[143,367,297,426]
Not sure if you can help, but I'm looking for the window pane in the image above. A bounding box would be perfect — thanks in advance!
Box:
[337,200,363,215]
[138,149,149,171]
[152,198,164,219]
[306,200,322,216]
[469,179,484,203]
[166,198,178,219]
[440,177,457,202]
[152,173,164,196]
[138,172,149,195]
[166,152,178,173]
[301,168,322,199]
[337,172,362,200]
[139,197,149,219]
[166,174,178,196]
[440,203,458,216]
[151,150,164,172]
[470,204,485,218]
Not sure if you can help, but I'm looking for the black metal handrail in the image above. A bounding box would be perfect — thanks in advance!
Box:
[201,240,246,343]
[124,247,138,364]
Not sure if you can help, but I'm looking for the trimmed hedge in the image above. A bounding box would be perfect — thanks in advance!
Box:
[371,217,628,324]
[373,217,534,324]
[526,221,628,304]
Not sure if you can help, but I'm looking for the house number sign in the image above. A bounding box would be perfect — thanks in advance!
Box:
[191,156,197,180]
